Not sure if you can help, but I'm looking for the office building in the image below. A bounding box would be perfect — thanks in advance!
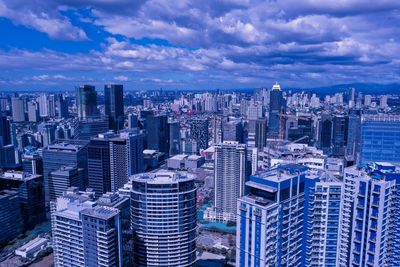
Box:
[0,190,24,246]
[109,130,144,192]
[318,114,333,154]
[42,140,89,204]
[56,93,69,118]
[360,114,400,164]
[38,93,49,117]
[12,96,25,122]
[49,166,85,200]
[128,113,138,129]
[346,110,361,159]
[0,171,46,230]
[146,114,169,154]
[338,163,400,267]
[169,120,181,156]
[332,115,348,156]
[223,120,244,143]
[87,132,115,197]
[268,82,285,138]
[51,188,122,267]
[27,101,40,122]
[211,141,247,222]
[76,85,98,119]
[22,151,43,175]
[73,117,109,140]
[190,118,209,151]
[105,84,124,131]
[0,112,11,145]
[129,171,197,267]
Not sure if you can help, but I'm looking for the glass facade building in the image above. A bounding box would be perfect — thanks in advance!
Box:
[360,115,400,164]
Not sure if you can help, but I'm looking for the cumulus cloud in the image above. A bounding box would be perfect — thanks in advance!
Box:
[0,0,400,89]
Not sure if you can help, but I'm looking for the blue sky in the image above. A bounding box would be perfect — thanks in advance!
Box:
[0,0,399,91]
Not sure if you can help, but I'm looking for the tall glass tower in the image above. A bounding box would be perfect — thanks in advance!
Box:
[105,84,124,131]
[360,114,400,164]
[129,171,197,267]
[76,85,98,119]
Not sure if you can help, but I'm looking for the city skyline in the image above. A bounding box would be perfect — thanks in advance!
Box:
[1,1,400,90]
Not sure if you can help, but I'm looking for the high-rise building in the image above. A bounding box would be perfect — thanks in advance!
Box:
[51,188,123,267]
[380,95,388,109]
[236,165,340,267]
[49,166,85,200]
[360,114,400,164]
[11,96,25,122]
[332,115,348,156]
[22,150,43,175]
[76,85,98,119]
[109,130,144,192]
[223,120,244,143]
[87,132,116,197]
[145,114,169,154]
[38,93,49,117]
[346,109,361,159]
[0,112,11,145]
[338,163,400,267]
[213,141,247,221]
[128,171,197,267]
[0,171,46,230]
[73,117,109,140]
[27,101,40,122]
[0,190,24,246]
[105,84,124,131]
[169,120,181,156]
[268,82,285,138]
[190,118,209,151]
[128,113,138,129]
[56,93,69,118]
[42,140,89,204]
[318,114,333,154]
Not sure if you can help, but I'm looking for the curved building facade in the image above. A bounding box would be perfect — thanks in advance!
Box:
[130,171,197,267]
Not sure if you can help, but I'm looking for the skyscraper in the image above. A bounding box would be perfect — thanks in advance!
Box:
[169,120,181,156]
[0,190,24,246]
[128,171,197,267]
[338,163,400,267]
[73,117,109,140]
[318,114,333,154]
[213,141,247,221]
[51,188,123,267]
[38,93,49,118]
[268,82,285,138]
[49,166,85,200]
[190,118,209,151]
[56,93,69,118]
[76,85,98,119]
[27,101,40,122]
[11,96,25,122]
[145,114,169,154]
[109,130,144,192]
[42,140,89,204]
[87,132,115,197]
[0,112,11,145]
[223,120,244,143]
[0,171,46,230]
[105,84,124,131]
[360,114,400,164]
[236,165,341,267]
[332,115,348,156]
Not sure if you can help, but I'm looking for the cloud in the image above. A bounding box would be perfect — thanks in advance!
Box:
[0,0,87,40]
[114,75,129,81]
[0,0,400,89]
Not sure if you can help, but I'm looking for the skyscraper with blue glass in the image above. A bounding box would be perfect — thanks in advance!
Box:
[360,114,400,164]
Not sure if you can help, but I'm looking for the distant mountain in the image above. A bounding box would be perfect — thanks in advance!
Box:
[294,83,400,95]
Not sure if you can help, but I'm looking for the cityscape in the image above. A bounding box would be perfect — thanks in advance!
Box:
[1,1,400,267]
